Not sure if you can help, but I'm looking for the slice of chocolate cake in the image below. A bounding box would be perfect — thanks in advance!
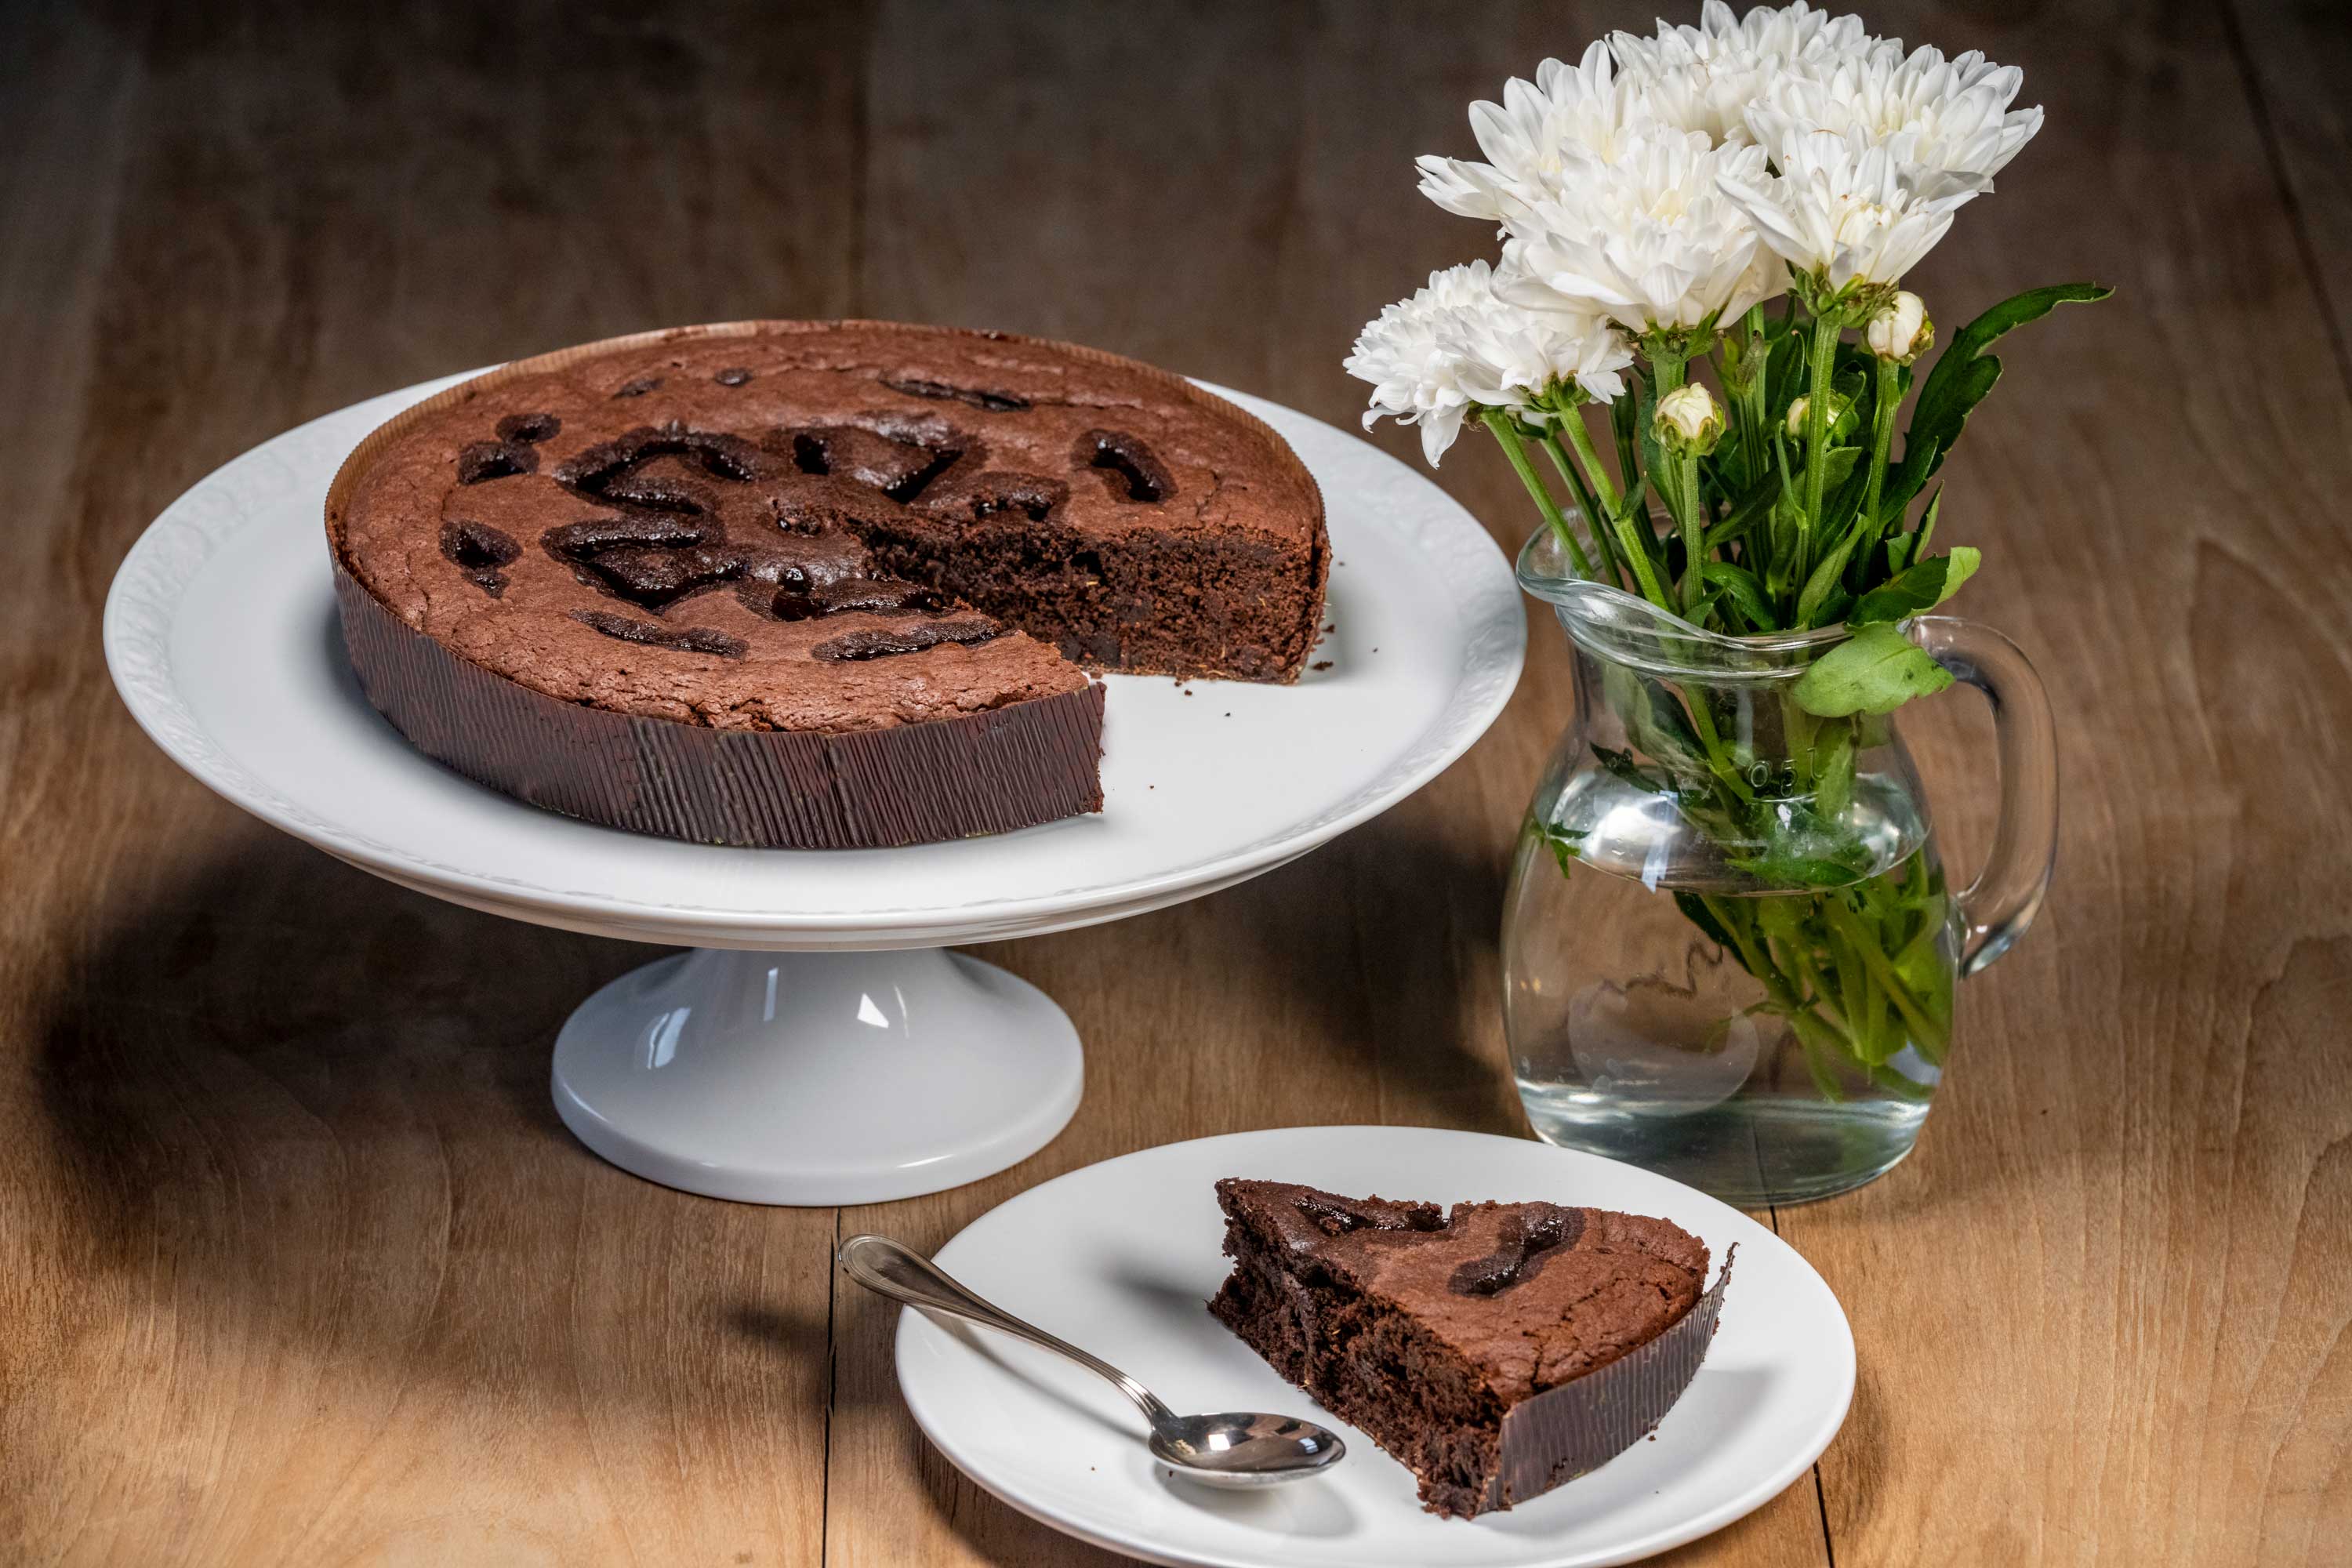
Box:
[1209,1178,1732,1518]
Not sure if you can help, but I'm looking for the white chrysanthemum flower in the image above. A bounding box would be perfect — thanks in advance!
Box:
[1415,42,1654,223]
[1716,126,1973,295]
[1749,43,2042,195]
[1345,260,1635,466]
[1612,0,1876,146]
[1494,128,1788,336]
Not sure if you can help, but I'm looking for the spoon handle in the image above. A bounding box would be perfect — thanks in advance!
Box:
[837,1233,1176,1432]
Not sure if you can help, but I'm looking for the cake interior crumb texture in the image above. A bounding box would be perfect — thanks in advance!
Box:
[1208,1178,1716,1518]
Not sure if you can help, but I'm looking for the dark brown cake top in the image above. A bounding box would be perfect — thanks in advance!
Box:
[332,322,1319,732]
[1215,1178,1709,1405]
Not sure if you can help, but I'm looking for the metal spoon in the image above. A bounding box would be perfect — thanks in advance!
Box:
[837,1233,1345,1486]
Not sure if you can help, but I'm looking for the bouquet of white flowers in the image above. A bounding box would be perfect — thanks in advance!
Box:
[1352,3,2100,1141]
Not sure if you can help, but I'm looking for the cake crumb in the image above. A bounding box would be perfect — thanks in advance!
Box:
[1312,660,1333,671]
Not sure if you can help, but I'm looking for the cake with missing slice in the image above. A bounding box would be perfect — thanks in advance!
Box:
[1209,1178,1732,1518]
[326,320,1327,848]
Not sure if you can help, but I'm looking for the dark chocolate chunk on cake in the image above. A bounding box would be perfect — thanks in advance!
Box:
[1209,1178,1731,1518]
[325,321,1327,848]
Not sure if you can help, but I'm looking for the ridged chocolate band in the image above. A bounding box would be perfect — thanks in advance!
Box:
[333,561,1107,848]
[1490,1243,1737,1508]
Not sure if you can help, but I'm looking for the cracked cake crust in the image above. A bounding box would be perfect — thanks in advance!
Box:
[323,321,1328,847]
[1209,1178,1723,1518]
[332,320,1327,735]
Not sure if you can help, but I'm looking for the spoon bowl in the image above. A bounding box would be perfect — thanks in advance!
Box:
[1147,1410,1346,1486]
[837,1233,1345,1487]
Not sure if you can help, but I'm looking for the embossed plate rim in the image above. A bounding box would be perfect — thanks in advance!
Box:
[897,1125,1855,1568]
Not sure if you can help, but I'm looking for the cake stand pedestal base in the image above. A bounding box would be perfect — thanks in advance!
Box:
[550,946,1082,1205]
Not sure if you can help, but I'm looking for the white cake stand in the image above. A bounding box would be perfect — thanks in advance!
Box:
[104,373,1523,1205]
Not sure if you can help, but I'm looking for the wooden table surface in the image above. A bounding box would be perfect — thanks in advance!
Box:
[5,1,2350,1563]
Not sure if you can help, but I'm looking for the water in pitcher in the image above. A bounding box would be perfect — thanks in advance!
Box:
[1502,778,1960,1206]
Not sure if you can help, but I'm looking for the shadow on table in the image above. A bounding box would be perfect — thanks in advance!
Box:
[24,835,797,1415]
[973,811,1523,1142]
[24,806,1514,1425]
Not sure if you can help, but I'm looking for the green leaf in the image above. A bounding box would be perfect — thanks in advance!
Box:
[1634,375,1674,520]
[1699,561,1779,630]
[1705,468,1778,549]
[1534,821,1584,878]
[1868,1063,1938,1102]
[1674,892,1739,954]
[1807,443,1862,502]
[1602,662,1708,781]
[1795,525,1864,626]
[1827,365,1868,438]
[1788,1013,1851,1102]
[1589,743,1670,793]
[1820,458,1871,546]
[1882,486,1938,573]
[1882,283,2112,523]
[1765,328,1806,411]
[1793,622,1955,717]
[1812,721,1857,819]
[1849,546,1980,624]
[1882,526,1914,575]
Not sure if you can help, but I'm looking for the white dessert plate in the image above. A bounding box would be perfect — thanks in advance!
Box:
[103,373,1523,950]
[894,1126,1853,1568]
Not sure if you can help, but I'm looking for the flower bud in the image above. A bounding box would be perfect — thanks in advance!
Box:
[1654,383,1722,452]
[1786,391,1854,438]
[1866,291,1933,363]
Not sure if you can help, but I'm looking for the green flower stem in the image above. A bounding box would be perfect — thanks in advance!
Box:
[1610,390,1672,579]
[1799,308,1842,590]
[1562,399,1675,611]
[1740,306,1769,492]
[1644,347,1708,619]
[1610,388,1644,505]
[1557,415,1677,613]
[1681,697,1752,804]
[1700,893,1852,1063]
[1483,408,1595,579]
[1537,428,1624,591]
[1857,354,1901,577]
[1549,409,1621,515]
[1822,898,1949,1060]
[1711,307,1769,498]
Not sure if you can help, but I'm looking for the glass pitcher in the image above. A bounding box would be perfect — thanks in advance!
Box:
[1502,526,2058,1205]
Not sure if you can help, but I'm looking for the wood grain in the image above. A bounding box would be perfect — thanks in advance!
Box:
[1769,3,2352,1564]
[2,0,2347,1563]
[2225,0,2352,401]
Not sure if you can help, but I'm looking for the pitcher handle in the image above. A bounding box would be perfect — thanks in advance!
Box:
[1906,616,2059,978]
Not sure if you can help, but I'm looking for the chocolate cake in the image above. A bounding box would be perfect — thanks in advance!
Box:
[1209,1178,1732,1518]
[326,321,1327,848]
